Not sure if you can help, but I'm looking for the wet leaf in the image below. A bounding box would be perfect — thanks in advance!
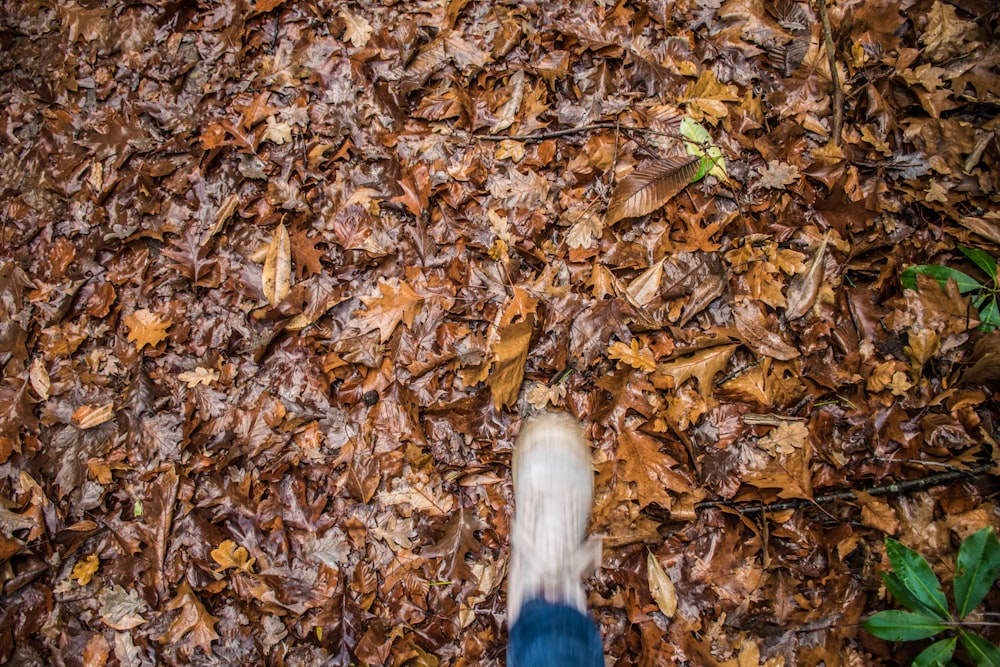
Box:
[162,581,220,654]
[124,309,171,350]
[262,223,292,306]
[647,551,677,617]
[605,157,702,225]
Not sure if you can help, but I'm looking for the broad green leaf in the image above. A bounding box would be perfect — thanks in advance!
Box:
[960,630,1000,667]
[863,610,948,641]
[958,246,998,283]
[955,528,1000,619]
[978,298,1000,330]
[901,265,983,293]
[883,571,942,617]
[913,637,956,667]
[680,117,727,180]
[885,537,951,620]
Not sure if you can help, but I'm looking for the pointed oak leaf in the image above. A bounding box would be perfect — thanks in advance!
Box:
[657,344,737,400]
[162,228,221,288]
[605,157,701,225]
[616,430,694,508]
[487,319,533,409]
[356,279,424,342]
[162,581,219,654]
[124,309,171,350]
[420,507,486,583]
[921,0,975,62]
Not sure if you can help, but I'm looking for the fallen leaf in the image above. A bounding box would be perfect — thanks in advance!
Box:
[262,223,292,306]
[177,367,219,388]
[647,550,678,617]
[124,309,171,350]
[29,357,50,400]
[605,157,701,225]
[487,319,533,409]
[657,344,737,400]
[340,7,373,47]
[161,581,219,654]
[210,539,256,573]
[72,403,115,429]
[608,339,657,372]
[785,232,830,320]
[71,553,99,585]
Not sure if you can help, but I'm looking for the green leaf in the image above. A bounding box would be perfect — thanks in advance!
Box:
[959,630,1000,667]
[863,610,948,641]
[680,117,727,180]
[883,571,942,617]
[885,537,951,620]
[955,528,1000,619]
[978,297,1000,330]
[902,265,983,293]
[913,637,957,667]
[958,246,998,283]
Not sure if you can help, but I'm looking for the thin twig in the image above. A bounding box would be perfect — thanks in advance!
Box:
[474,123,620,142]
[691,463,996,517]
[815,0,844,144]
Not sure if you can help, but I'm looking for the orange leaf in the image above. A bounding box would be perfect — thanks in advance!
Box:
[71,553,99,585]
[356,279,425,342]
[487,319,533,410]
[124,309,171,350]
[210,539,256,573]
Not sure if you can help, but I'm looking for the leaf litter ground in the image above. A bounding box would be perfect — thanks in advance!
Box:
[1,0,999,665]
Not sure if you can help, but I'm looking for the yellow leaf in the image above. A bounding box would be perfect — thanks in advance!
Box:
[210,539,256,573]
[487,319,533,409]
[262,223,292,306]
[177,367,220,388]
[608,339,656,373]
[71,553,99,585]
[647,551,677,617]
[124,309,171,350]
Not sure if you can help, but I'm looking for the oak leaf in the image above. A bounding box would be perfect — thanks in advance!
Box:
[162,581,219,654]
[356,279,424,342]
[616,430,694,508]
[124,309,171,350]
[340,7,373,47]
[657,344,737,400]
[71,553,99,585]
[210,539,255,573]
[608,339,656,373]
[177,367,219,388]
[420,507,486,583]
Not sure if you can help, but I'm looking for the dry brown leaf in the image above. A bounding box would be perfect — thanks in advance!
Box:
[785,233,829,320]
[657,344,737,400]
[262,223,292,306]
[72,403,115,429]
[733,305,800,360]
[626,258,665,307]
[356,279,425,342]
[83,632,111,667]
[124,309,171,350]
[177,367,219,388]
[29,357,50,400]
[857,491,900,535]
[487,319,533,409]
[647,551,677,617]
[605,156,701,225]
[162,581,219,654]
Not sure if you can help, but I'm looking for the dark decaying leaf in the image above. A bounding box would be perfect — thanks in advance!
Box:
[605,156,702,225]
[766,37,809,77]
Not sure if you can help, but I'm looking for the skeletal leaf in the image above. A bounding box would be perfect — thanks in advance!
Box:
[785,232,829,319]
[262,223,292,306]
[647,551,677,617]
[605,156,701,225]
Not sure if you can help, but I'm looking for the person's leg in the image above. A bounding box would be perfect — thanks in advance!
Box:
[506,413,603,666]
[508,599,603,667]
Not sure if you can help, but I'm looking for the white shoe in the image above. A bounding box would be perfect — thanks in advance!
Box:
[508,413,603,625]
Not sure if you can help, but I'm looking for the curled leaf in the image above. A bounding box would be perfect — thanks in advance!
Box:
[647,551,677,617]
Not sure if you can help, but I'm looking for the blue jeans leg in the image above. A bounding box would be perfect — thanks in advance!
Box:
[508,599,603,667]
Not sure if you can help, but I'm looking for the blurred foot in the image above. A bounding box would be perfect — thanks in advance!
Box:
[508,413,602,624]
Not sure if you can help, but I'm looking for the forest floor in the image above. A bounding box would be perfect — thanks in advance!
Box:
[1,0,999,665]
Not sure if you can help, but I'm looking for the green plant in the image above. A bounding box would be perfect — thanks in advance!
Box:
[863,527,1000,666]
[901,246,1000,330]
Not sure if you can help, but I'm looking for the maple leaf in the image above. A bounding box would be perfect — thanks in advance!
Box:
[355,279,424,342]
[161,581,220,654]
[681,70,740,123]
[124,309,171,350]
